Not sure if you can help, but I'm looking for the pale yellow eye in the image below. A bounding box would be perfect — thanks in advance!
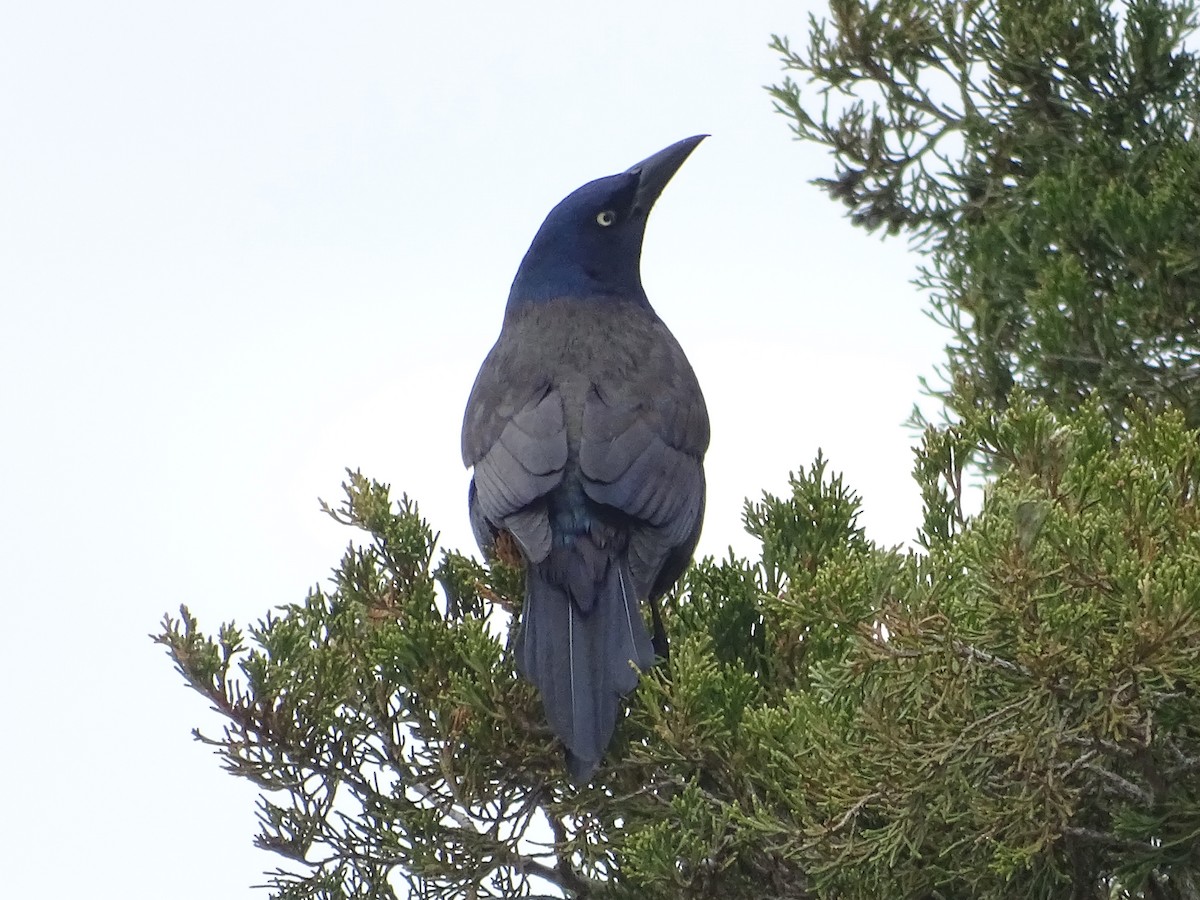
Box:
[595,210,616,227]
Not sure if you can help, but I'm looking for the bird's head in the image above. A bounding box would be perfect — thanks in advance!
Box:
[507,135,706,310]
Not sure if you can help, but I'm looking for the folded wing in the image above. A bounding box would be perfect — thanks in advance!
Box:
[579,381,707,596]
[465,383,567,564]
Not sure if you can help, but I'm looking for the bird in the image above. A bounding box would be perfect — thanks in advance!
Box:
[461,135,710,780]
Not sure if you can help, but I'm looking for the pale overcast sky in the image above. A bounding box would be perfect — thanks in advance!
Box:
[2,1,947,895]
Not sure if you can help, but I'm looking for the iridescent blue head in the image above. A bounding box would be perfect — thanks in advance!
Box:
[507,135,707,310]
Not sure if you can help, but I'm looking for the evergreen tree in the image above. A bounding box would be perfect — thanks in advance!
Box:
[158,404,1200,898]
[156,1,1200,896]
[769,0,1200,428]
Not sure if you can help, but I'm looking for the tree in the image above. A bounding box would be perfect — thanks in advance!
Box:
[158,402,1200,898]
[768,0,1200,429]
[156,1,1200,896]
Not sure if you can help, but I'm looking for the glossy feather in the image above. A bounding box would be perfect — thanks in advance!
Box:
[462,137,709,779]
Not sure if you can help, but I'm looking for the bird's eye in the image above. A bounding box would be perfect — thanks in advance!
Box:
[595,210,616,227]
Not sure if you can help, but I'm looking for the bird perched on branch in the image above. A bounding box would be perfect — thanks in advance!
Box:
[462,136,710,780]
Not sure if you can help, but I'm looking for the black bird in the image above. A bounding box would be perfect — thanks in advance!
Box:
[462,136,709,780]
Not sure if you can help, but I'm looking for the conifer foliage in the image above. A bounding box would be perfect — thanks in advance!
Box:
[158,401,1200,897]
[769,0,1200,427]
[157,1,1200,896]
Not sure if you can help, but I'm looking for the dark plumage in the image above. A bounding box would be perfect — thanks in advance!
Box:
[462,136,709,780]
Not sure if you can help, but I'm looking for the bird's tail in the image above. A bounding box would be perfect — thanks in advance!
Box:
[515,548,655,781]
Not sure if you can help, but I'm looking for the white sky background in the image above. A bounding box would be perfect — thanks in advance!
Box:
[2,1,949,895]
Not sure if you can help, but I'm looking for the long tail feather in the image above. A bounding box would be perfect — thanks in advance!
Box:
[515,550,655,780]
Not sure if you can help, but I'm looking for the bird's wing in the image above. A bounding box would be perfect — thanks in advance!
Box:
[578,376,707,579]
[463,378,568,563]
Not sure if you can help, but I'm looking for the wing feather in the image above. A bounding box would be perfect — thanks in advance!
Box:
[579,384,706,590]
[464,382,568,563]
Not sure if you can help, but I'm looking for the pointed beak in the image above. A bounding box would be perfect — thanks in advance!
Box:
[626,134,707,216]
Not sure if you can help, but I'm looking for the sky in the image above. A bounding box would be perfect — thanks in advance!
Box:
[1,1,948,895]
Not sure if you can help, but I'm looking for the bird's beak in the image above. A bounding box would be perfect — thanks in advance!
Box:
[626,134,707,217]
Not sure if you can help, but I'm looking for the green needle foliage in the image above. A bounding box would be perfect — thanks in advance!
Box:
[768,0,1200,429]
[157,400,1200,897]
[155,2,1200,896]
